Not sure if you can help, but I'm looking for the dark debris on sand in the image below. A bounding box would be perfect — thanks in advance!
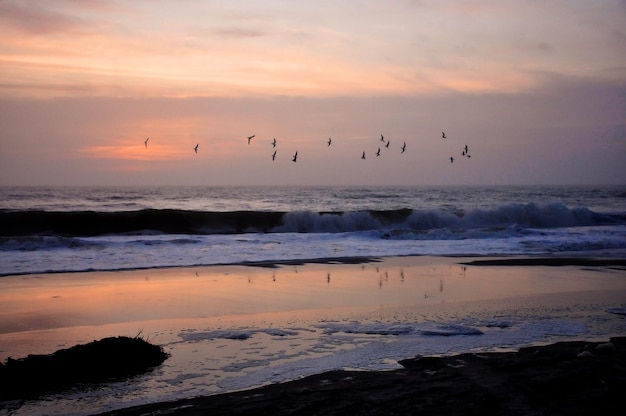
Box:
[460,257,626,267]
[100,337,626,416]
[0,336,169,400]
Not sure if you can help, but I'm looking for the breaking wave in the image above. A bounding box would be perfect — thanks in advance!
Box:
[0,202,620,238]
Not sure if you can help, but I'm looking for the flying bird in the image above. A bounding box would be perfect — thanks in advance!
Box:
[144,137,149,148]
[376,148,381,157]
[442,131,447,139]
[464,145,468,153]
[292,151,298,162]
[248,135,255,144]
[194,143,199,153]
[401,142,406,153]
[450,156,454,163]
[327,137,332,146]
[272,150,277,161]
[361,151,366,160]
[385,140,390,148]
[272,138,277,148]
[380,134,385,142]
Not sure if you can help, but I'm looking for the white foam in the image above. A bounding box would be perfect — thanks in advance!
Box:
[179,328,301,343]
[271,203,605,234]
[317,322,483,337]
[416,323,484,336]
[3,222,625,275]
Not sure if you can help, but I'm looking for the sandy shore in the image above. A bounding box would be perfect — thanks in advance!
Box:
[1,255,625,415]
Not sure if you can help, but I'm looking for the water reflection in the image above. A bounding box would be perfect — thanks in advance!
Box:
[3,257,623,358]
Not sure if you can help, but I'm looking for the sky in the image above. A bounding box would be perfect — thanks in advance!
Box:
[0,0,625,186]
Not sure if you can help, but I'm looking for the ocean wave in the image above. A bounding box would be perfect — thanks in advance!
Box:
[0,203,622,237]
[607,307,626,316]
[265,203,618,234]
[0,235,99,251]
[0,235,207,252]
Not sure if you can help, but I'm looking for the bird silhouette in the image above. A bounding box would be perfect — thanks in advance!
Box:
[380,134,385,142]
[464,145,468,153]
[401,142,406,153]
[442,131,447,139]
[292,151,298,162]
[272,150,277,161]
[144,137,149,148]
[272,138,277,148]
[385,140,390,148]
[248,135,255,144]
[194,143,199,153]
[361,151,366,160]
[327,137,332,146]
[450,156,454,163]
[376,148,381,157]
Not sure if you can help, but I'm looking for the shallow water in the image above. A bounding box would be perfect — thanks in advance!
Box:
[1,256,625,415]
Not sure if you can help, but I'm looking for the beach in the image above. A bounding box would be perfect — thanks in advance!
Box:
[1,255,625,415]
[2,0,625,410]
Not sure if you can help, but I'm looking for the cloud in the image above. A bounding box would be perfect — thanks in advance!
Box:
[0,1,624,100]
[0,1,90,35]
[212,27,266,39]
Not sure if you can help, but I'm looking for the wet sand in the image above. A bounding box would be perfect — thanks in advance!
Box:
[1,256,625,415]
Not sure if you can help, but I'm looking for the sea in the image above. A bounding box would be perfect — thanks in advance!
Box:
[1,185,626,415]
[1,185,626,276]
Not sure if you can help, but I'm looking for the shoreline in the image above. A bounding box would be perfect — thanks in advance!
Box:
[0,256,381,278]
[229,254,626,268]
[2,253,626,278]
[98,336,626,416]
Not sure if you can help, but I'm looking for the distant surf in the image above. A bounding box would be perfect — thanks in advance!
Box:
[1,186,625,275]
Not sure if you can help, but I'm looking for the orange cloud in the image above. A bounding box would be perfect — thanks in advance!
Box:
[0,8,528,99]
[1,1,623,100]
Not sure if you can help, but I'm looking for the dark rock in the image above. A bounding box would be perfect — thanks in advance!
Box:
[398,355,446,370]
[0,336,169,399]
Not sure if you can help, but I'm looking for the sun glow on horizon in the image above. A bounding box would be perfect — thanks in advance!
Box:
[79,141,191,162]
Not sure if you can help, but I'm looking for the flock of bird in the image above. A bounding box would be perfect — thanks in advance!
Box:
[143,131,472,164]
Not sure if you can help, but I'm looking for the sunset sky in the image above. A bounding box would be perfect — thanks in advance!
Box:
[1,0,624,186]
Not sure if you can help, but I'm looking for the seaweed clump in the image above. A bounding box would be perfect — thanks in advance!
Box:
[0,336,169,400]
